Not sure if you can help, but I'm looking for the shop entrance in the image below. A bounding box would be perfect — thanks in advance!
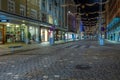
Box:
[41,28,48,42]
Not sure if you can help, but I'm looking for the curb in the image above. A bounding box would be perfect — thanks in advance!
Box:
[0,40,79,56]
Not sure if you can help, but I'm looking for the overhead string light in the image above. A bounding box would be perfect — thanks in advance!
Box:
[78,10,105,16]
[70,0,108,7]
[82,17,97,19]
[85,0,109,6]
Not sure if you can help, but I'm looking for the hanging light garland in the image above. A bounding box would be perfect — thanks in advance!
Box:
[80,10,105,15]
[86,13,88,16]
[86,0,109,6]
[82,17,98,20]
[75,10,105,16]
[82,5,85,8]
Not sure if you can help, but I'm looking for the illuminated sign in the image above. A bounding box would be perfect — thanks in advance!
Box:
[0,19,9,22]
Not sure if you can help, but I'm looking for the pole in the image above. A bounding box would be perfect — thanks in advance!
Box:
[67,11,68,42]
[99,0,104,45]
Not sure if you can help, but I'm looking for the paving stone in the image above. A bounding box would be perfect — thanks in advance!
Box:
[0,41,120,80]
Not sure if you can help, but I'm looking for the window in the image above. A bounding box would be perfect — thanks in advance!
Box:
[20,5,26,16]
[0,0,1,9]
[54,0,57,6]
[30,9,37,19]
[41,13,47,22]
[30,0,37,5]
[42,0,46,9]
[8,0,15,13]
[49,3,52,11]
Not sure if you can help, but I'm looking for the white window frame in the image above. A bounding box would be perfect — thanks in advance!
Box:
[8,0,15,13]
[20,5,26,16]
[30,9,37,19]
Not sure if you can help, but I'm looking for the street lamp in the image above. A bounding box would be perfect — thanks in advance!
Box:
[99,0,104,45]
[66,11,71,41]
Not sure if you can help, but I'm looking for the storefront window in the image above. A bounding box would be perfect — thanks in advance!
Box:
[6,24,25,43]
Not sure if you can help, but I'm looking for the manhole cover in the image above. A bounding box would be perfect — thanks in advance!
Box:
[75,64,91,70]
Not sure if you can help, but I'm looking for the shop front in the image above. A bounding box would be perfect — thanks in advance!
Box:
[0,22,28,44]
[5,23,27,43]
[29,26,39,43]
[54,30,62,41]
[41,28,49,42]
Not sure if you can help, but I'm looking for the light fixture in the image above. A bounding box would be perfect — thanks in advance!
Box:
[82,5,85,8]
[86,13,88,16]
[68,11,71,14]
[7,23,10,27]
[16,25,19,27]
[22,24,25,26]
[22,20,25,23]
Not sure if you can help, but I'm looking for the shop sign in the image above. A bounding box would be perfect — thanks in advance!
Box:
[50,26,55,31]
[0,19,9,22]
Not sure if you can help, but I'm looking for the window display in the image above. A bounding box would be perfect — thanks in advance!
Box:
[6,24,25,43]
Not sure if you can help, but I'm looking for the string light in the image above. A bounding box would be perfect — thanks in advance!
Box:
[86,1,109,6]
[82,5,85,8]
[86,13,88,16]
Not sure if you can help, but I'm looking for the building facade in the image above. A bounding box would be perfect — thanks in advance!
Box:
[105,0,120,42]
[64,0,78,40]
[0,0,66,44]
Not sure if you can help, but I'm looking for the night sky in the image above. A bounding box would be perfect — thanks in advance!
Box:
[74,0,107,27]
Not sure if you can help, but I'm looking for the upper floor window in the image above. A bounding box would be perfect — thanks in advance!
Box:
[30,0,38,5]
[42,0,46,9]
[49,3,52,11]
[0,0,1,9]
[20,5,26,16]
[54,0,57,6]
[8,0,15,13]
[41,13,47,22]
[30,9,37,19]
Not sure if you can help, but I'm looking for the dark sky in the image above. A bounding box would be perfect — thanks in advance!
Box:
[74,0,107,27]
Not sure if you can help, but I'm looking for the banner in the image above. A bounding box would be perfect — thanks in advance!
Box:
[80,21,85,32]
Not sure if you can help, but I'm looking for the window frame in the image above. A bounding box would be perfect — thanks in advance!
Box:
[20,4,26,16]
[8,0,15,13]
[30,9,37,19]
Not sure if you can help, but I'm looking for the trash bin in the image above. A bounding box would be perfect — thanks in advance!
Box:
[49,38,54,45]
[99,38,104,46]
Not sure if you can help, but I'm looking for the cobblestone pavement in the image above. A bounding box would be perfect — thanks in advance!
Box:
[0,40,120,80]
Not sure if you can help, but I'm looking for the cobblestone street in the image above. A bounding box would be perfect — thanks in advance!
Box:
[0,40,120,80]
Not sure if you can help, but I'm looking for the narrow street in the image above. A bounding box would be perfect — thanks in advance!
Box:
[0,40,120,80]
